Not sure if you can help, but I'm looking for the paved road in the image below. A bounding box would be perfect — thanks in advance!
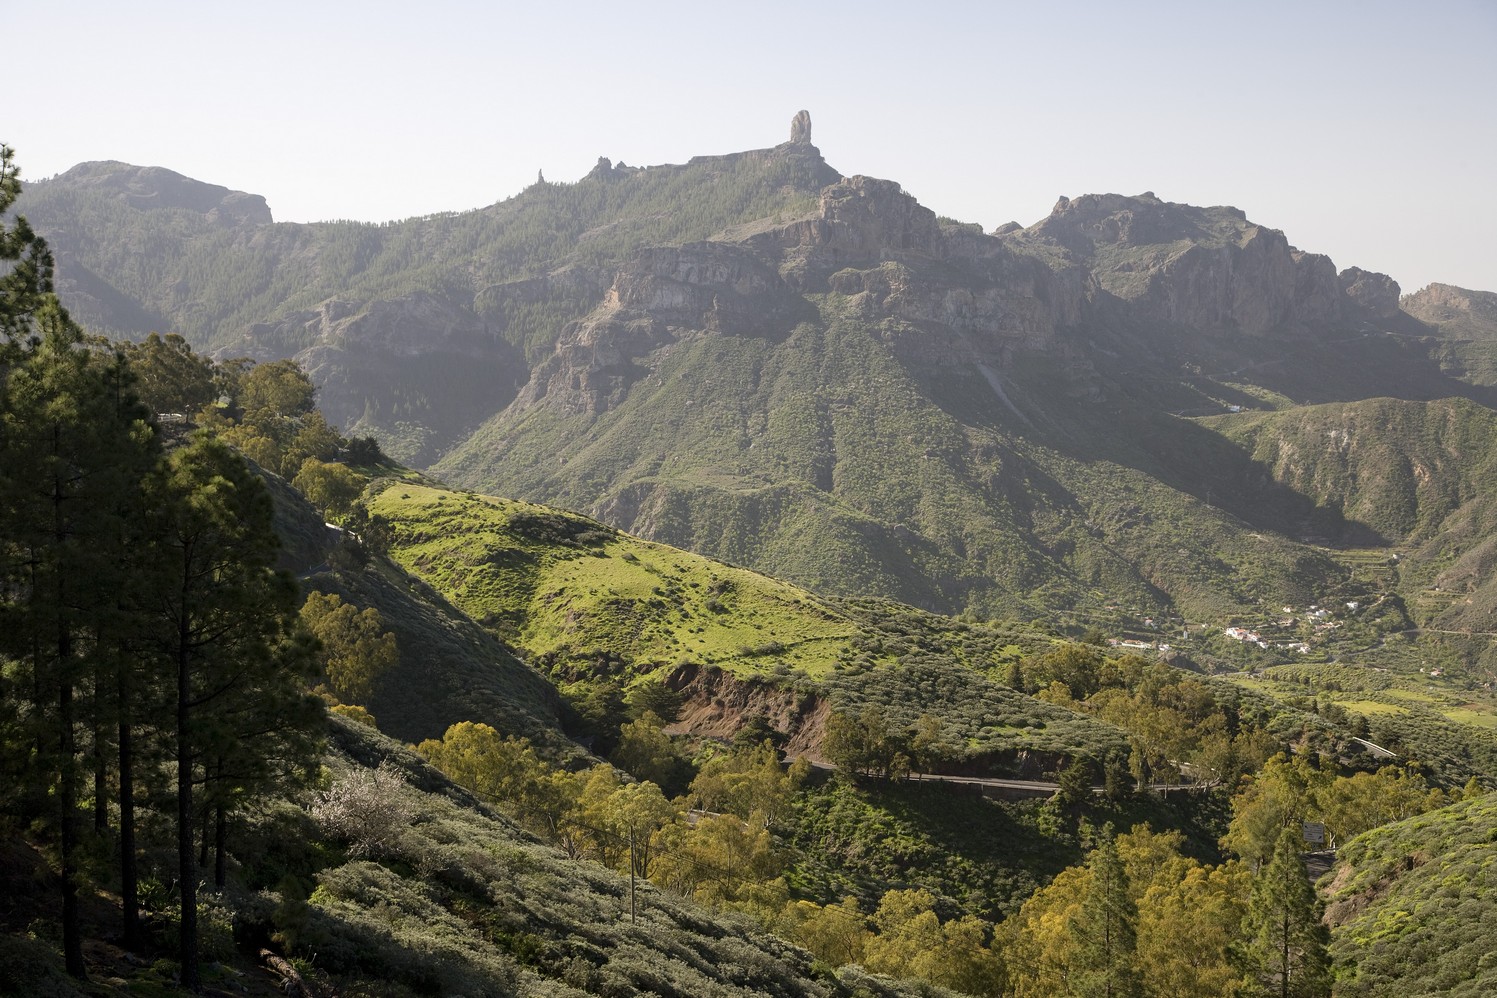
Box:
[798,758,1214,795]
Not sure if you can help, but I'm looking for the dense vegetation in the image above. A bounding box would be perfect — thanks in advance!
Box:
[1322,791,1497,996]
[8,122,1497,997]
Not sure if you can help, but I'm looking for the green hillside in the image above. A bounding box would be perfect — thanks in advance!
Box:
[368,482,868,678]
[1322,792,1497,996]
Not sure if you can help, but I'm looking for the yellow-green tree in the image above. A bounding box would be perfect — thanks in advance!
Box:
[414,721,545,802]
[1004,862,1089,995]
[689,739,805,828]
[1222,754,1331,868]
[650,812,785,919]
[1136,862,1249,997]
[610,711,681,790]
[1313,766,1444,848]
[292,458,364,520]
[864,888,1005,995]
[300,592,398,702]
[780,896,871,968]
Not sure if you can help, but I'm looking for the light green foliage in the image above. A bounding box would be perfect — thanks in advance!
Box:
[413,721,544,803]
[1222,754,1332,868]
[688,740,804,828]
[651,811,787,922]
[863,888,1005,996]
[299,592,398,702]
[781,895,872,968]
[368,482,865,677]
[291,458,364,520]
[1224,757,1449,866]
[1324,793,1497,996]
[214,360,342,476]
[1313,766,1445,848]
[1006,824,1249,998]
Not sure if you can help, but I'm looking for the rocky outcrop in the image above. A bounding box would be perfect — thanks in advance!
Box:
[789,109,812,145]
[1339,267,1402,318]
[231,292,527,465]
[752,175,945,283]
[239,292,494,360]
[51,161,272,225]
[1011,192,1345,334]
[1402,283,1497,330]
[516,242,805,416]
[665,663,829,759]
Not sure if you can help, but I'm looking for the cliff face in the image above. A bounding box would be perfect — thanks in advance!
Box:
[519,242,806,416]
[234,292,527,466]
[1005,192,1357,335]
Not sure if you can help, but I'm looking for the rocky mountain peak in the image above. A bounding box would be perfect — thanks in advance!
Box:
[47,160,272,225]
[1008,192,1348,335]
[1338,267,1401,317]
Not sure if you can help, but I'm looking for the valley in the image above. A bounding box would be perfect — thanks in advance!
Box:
[4,116,1497,995]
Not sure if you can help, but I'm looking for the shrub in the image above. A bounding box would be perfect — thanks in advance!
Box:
[310,762,414,858]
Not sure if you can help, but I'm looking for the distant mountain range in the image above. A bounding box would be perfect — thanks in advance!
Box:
[19,114,1497,640]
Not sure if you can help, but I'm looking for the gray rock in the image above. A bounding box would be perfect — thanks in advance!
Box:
[790,110,812,144]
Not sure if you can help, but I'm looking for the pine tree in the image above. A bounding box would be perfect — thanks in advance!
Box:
[1241,827,1330,998]
[1,239,157,981]
[1069,829,1142,998]
[143,434,319,989]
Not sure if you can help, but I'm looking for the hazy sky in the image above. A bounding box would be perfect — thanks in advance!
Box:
[8,0,1495,293]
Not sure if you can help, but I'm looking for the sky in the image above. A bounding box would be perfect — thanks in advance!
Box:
[7,0,1496,293]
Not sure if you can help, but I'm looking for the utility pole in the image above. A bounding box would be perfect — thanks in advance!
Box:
[628,825,637,925]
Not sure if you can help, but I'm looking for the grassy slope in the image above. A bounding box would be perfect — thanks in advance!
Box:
[1323,792,1497,997]
[368,482,865,678]
[365,481,1158,775]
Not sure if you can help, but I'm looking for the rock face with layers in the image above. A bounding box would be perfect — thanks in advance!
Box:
[234,292,526,466]
[518,242,805,416]
[1006,191,1355,335]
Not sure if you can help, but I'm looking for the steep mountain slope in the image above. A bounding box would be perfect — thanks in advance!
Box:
[1204,397,1497,635]
[1401,283,1497,386]
[23,139,838,464]
[1322,792,1497,997]
[430,176,1480,622]
[20,122,1497,639]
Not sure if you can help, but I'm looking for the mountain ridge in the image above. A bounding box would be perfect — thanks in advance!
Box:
[18,127,1497,653]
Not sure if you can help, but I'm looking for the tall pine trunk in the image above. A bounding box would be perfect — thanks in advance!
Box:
[93,736,108,833]
[118,708,141,951]
[58,656,85,979]
[214,800,227,889]
[176,600,199,991]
